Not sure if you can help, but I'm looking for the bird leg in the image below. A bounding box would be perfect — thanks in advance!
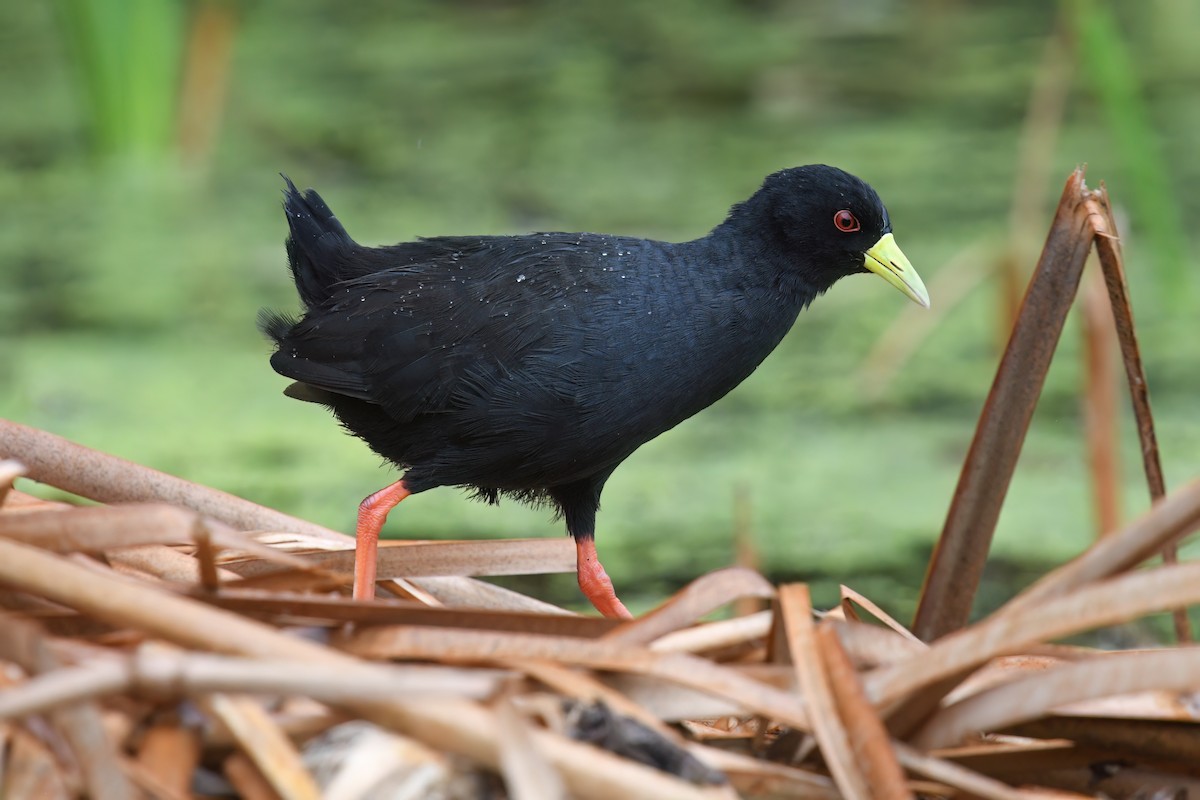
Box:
[354,479,411,600]
[575,536,632,619]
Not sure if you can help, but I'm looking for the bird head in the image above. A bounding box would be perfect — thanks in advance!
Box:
[747,165,930,308]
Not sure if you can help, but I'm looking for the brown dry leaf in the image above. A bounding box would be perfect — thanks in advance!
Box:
[602,567,775,646]
[248,530,354,551]
[931,740,1103,778]
[916,648,1200,750]
[1002,715,1200,768]
[4,726,73,800]
[135,646,507,705]
[942,653,1066,705]
[1,487,69,513]
[866,562,1200,711]
[341,624,809,729]
[603,671,776,722]
[0,644,507,721]
[1088,188,1188,642]
[830,620,925,670]
[402,574,576,614]
[838,585,923,644]
[119,754,194,800]
[0,657,128,721]
[1056,689,1198,721]
[225,536,576,582]
[649,610,772,655]
[133,720,199,799]
[1003,479,1200,614]
[201,693,322,800]
[208,708,347,750]
[891,741,1030,800]
[496,695,567,800]
[514,658,677,737]
[199,588,614,636]
[110,543,241,583]
[0,615,134,800]
[1023,764,1200,797]
[0,458,24,507]
[225,750,287,800]
[422,697,728,800]
[690,745,841,799]
[0,503,202,552]
[815,625,910,799]
[302,721,455,800]
[0,503,326,584]
[777,583,870,799]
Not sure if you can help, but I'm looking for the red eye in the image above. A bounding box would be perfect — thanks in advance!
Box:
[833,210,860,232]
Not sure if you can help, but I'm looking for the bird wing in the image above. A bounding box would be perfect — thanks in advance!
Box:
[269,234,614,423]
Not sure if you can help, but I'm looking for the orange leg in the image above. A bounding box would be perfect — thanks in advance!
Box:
[575,536,632,619]
[354,479,411,600]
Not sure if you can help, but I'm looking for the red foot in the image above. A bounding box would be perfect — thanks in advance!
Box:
[354,480,411,600]
[575,537,633,619]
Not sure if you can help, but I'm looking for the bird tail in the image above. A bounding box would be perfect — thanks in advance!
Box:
[279,175,359,309]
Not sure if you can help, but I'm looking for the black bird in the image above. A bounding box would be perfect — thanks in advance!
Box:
[261,166,928,617]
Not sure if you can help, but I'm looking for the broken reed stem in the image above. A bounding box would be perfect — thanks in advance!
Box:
[914,167,1098,641]
[816,625,911,800]
[778,585,872,800]
[1086,191,1191,642]
[225,537,577,582]
[0,419,346,542]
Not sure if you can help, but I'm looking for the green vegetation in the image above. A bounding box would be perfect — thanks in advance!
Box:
[3,1,1199,619]
[55,0,184,161]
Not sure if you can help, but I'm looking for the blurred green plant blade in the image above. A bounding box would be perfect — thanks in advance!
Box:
[55,0,184,161]
[1070,0,1191,306]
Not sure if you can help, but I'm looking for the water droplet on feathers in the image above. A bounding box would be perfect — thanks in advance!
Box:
[516,274,527,282]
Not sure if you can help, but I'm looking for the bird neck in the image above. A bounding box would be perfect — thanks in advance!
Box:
[701,214,827,311]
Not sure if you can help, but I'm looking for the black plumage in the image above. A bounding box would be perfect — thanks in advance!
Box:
[261,166,927,616]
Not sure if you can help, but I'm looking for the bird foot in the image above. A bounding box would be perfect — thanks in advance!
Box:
[353,479,411,601]
[576,537,633,619]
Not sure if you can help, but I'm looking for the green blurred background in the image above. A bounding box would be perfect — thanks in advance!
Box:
[3,0,1198,621]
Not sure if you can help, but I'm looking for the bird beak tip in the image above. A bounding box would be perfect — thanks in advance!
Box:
[864,233,929,309]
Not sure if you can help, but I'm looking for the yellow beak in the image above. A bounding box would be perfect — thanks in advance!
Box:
[864,233,930,308]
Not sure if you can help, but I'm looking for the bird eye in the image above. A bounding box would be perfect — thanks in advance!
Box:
[833,210,860,233]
